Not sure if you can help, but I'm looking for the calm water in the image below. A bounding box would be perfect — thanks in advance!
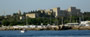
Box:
[0,30,90,37]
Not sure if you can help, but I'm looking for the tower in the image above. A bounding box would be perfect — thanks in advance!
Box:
[52,7,60,18]
[18,10,21,15]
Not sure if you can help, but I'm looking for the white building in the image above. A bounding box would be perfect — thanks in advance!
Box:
[13,25,29,28]
[29,25,36,28]
[65,23,79,26]
[80,21,90,26]
[36,25,47,28]
[13,25,36,28]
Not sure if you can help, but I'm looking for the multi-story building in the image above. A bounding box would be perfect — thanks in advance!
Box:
[59,10,69,17]
[45,9,53,15]
[67,7,82,16]
[52,7,69,17]
[26,6,82,18]
[52,7,60,17]
[26,13,39,18]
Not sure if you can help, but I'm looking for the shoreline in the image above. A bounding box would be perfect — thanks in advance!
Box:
[0,29,90,31]
[0,26,90,31]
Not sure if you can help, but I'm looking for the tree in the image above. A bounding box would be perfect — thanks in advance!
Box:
[1,19,9,26]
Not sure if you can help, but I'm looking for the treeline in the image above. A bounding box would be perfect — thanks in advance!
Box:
[0,11,90,26]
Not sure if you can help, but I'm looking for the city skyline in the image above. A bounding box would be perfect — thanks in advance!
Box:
[0,0,90,15]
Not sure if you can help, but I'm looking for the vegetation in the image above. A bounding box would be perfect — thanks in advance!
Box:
[0,11,90,26]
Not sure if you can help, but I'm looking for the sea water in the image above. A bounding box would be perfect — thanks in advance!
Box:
[0,30,90,37]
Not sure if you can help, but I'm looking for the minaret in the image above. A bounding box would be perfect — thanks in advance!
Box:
[18,10,21,15]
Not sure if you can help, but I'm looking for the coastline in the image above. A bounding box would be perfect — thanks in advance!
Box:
[0,26,90,31]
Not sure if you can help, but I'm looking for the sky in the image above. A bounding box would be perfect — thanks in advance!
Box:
[0,0,90,15]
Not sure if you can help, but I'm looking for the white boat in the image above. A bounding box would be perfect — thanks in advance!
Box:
[20,29,26,33]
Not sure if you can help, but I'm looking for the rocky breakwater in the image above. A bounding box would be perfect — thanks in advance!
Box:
[0,25,72,30]
[70,26,90,30]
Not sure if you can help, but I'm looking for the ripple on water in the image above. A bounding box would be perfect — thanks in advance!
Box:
[0,30,90,37]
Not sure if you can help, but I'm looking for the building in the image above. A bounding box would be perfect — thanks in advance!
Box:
[19,16,25,20]
[38,9,45,13]
[52,7,69,17]
[59,10,69,17]
[45,9,53,15]
[65,23,79,26]
[67,7,82,16]
[80,21,90,26]
[26,7,82,18]
[18,10,22,15]
[26,13,39,18]
[52,7,60,17]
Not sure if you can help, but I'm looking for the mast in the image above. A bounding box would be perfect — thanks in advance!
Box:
[82,14,84,21]
[26,15,28,25]
[79,17,81,23]
[50,13,51,25]
[70,12,72,23]
[62,17,64,25]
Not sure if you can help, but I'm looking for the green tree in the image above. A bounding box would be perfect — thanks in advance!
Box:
[1,19,9,26]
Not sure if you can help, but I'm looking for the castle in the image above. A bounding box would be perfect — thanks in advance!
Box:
[25,7,82,18]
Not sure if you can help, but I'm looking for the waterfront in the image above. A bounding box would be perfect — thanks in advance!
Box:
[0,30,90,37]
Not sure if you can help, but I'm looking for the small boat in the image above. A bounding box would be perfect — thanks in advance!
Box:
[21,29,26,33]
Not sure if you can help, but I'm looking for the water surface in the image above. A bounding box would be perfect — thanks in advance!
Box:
[0,30,90,37]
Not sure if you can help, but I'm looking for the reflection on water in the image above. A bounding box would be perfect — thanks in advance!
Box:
[0,30,90,37]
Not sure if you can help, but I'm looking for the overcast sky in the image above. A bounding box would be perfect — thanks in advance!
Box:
[0,0,90,15]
